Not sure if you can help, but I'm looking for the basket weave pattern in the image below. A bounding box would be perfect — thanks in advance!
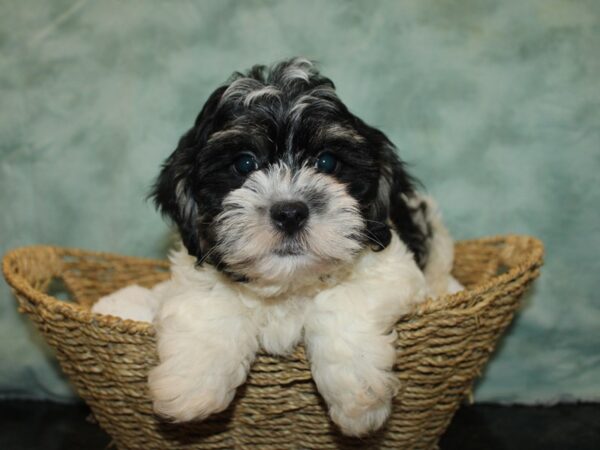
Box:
[2,235,543,450]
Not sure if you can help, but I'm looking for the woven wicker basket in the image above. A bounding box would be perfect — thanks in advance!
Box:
[2,235,543,450]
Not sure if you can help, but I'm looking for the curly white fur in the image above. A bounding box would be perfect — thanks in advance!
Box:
[92,195,461,436]
[213,163,365,287]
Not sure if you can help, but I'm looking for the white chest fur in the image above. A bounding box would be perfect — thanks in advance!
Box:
[92,210,461,436]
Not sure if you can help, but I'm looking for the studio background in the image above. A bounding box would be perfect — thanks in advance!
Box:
[1,0,599,403]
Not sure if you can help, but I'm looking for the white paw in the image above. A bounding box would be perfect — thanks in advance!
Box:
[148,362,236,422]
[330,398,392,437]
[92,285,158,322]
[314,364,398,436]
[447,275,464,294]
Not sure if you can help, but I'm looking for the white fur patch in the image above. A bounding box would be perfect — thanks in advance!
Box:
[280,57,314,85]
[92,284,161,322]
[93,193,461,435]
[214,162,365,289]
[243,86,281,107]
[304,234,427,436]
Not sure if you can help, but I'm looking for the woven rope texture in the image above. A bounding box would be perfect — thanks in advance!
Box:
[2,235,543,450]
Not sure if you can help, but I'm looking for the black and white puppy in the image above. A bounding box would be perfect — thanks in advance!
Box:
[93,58,462,436]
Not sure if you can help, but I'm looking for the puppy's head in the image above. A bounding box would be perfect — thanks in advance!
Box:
[152,58,429,283]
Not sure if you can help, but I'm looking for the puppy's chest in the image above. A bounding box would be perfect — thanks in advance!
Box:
[239,273,345,355]
[250,294,312,356]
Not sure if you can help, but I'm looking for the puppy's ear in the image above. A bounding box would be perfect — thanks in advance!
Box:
[368,143,431,269]
[151,85,228,260]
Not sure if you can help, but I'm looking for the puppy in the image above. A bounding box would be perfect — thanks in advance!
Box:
[93,58,462,436]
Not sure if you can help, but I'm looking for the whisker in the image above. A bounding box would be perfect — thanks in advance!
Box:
[360,229,385,249]
[198,245,219,265]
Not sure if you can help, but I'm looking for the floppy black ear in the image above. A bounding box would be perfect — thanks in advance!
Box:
[151,128,203,259]
[150,85,228,260]
[367,142,431,269]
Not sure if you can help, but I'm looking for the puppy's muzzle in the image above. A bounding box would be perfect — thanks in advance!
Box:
[270,201,309,235]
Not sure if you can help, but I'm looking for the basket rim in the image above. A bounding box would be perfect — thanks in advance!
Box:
[2,234,544,338]
[409,234,544,318]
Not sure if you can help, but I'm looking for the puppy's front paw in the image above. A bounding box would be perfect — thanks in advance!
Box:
[330,399,392,437]
[308,331,399,436]
[148,363,235,422]
[92,285,158,322]
[328,369,396,436]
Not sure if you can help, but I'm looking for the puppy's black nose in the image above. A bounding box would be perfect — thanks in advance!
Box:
[270,201,309,234]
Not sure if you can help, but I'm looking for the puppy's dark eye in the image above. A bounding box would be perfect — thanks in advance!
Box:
[234,153,258,175]
[316,152,338,174]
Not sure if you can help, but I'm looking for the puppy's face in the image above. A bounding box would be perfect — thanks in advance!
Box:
[154,58,427,283]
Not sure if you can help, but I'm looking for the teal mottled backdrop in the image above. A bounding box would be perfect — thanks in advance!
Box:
[1,0,599,403]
